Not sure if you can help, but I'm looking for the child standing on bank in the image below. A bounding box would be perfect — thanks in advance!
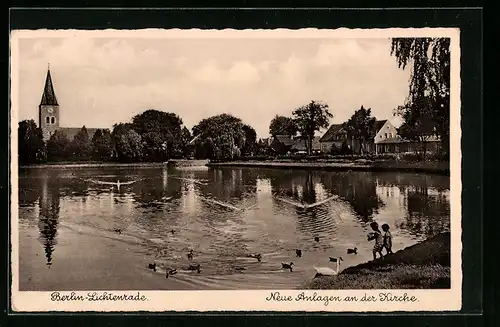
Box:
[381,223,393,255]
[367,221,384,260]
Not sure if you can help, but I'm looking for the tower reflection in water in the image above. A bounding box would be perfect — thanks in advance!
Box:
[37,171,60,266]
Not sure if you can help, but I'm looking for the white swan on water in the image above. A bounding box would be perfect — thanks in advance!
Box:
[84,178,142,189]
[275,195,339,209]
[313,257,343,277]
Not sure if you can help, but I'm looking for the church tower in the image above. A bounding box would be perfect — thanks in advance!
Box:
[39,65,59,141]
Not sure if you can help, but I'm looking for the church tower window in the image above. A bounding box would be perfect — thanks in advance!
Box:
[51,117,55,124]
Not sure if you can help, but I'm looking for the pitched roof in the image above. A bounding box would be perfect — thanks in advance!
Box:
[319,124,345,142]
[58,127,105,140]
[374,120,388,132]
[40,68,59,106]
[273,134,295,146]
[291,136,322,151]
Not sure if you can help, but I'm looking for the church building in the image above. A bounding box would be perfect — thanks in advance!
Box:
[38,67,105,141]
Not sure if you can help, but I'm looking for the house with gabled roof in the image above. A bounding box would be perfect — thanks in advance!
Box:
[318,123,348,153]
[320,119,402,154]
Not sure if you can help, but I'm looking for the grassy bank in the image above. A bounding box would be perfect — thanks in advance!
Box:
[207,160,450,175]
[307,232,451,289]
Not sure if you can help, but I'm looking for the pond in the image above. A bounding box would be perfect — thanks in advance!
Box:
[17,165,450,291]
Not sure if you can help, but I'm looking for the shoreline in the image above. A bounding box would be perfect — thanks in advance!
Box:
[207,161,450,175]
[19,159,449,175]
[19,162,168,169]
[306,232,451,290]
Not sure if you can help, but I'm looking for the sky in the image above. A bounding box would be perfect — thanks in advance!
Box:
[15,33,410,138]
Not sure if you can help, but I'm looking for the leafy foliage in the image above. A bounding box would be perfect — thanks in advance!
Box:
[46,130,71,161]
[269,115,298,137]
[293,100,333,155]
[91,129,114,160]
[192,114,245,160]
[131,109,183,160]
[241,124,257,156]
[342,106,376,154]
[71,126,91,159]
[112,123,143,161]
[18,119,45,164]
[391,38,450,155]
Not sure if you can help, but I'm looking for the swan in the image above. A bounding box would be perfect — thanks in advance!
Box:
[275,195,338,209]
[314,257,343,277]
[84,178,142,189]
[201,198,243,211]
[187,264,201,273]
[347,247,358,254]
[281,262,294,272]
[247,253,262,262]
[165,269,177,279]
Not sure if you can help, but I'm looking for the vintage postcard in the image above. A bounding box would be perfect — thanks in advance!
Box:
[10,27,461,312]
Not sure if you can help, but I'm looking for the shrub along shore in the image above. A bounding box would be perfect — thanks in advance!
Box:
[306,232,451,290]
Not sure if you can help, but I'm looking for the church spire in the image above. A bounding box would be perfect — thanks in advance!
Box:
[40,65,58,106]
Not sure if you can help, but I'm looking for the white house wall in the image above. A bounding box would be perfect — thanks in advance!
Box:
[374,120,398,144]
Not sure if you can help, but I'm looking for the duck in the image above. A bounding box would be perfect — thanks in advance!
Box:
[187,250,194,260]
[248,253,262,262]
[165,269,178,279]
[188,263,201,273]
[329,256,344,263]
[281,262,294,272]
[347,247,358,254]
[314,258,342,277]
[113,228,122,234]
[314,237,320,242]
[148,263,157,272]
[295,249,302,258]
[170,229,175,235]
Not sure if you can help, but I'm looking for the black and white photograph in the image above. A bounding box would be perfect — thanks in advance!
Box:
[10,28,461,312]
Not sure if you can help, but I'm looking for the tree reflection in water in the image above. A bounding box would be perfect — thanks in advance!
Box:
[319,171,384,223]
[37,171,61,266]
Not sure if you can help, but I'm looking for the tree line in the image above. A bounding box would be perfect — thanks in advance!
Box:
[18,37,450,164]
[18,109,261,164]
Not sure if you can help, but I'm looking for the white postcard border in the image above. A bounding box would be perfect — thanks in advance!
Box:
[10,27,462,312]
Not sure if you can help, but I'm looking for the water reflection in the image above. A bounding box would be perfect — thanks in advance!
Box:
[37,171,61,266]
[18,166,450,290]
[319,172,384,223]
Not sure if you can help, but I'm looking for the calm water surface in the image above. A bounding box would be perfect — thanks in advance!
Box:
[18,166,450,290]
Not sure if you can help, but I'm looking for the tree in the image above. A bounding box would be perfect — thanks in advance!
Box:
[91,129,114,161]
[192,114,245,160]
[180,126,192,158]
[112,123,143,161]
[71,126,91,159]
[131,109,183,159]
[269,115,298,137]
[395,99,436,159]
[18,119,45,164]
[391,38,450,156]
[46,130,71,161]
[292,100,333,155]
[241,124,257,156]
[342,106,376,155]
